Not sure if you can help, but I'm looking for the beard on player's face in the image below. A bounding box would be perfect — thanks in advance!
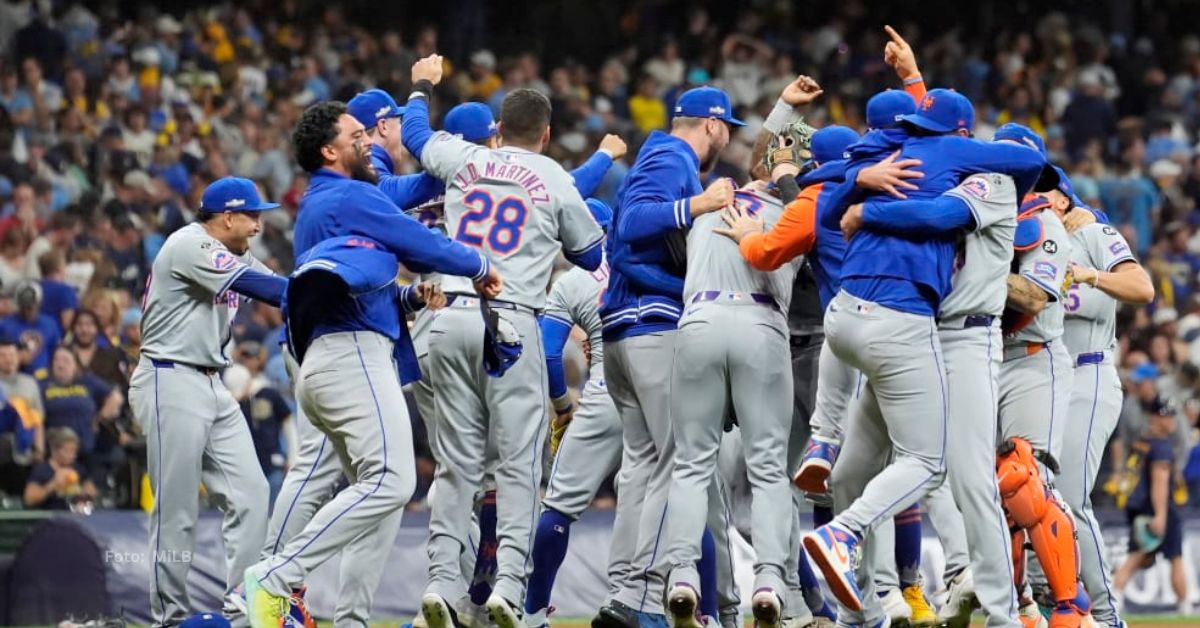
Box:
[699,121,729,174]
[347,142,379,185]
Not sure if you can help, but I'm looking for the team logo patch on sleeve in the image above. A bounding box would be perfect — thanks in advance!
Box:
[1102,226,1118,235]
[1041,239,1058,254]
[1109,241,1129,256]
[1034,261,1057,281]
[210,250,239,271]
[961,177,991,200]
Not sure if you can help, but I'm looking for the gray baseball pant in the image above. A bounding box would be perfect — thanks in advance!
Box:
[249,331,416,601]
[129,357,269,627]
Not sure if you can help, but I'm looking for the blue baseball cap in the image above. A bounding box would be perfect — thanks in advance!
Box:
[180,613,231,628]
[993,123,1047,156]
[444,102,498,142]
[810,125,861,164]
[901,89,975,134]
[673,86,745,127]
[866,90,916,130]
[586,198,613,232]
[347,89,406,129]
[1130,362,1159,383]
[200,177,279,213]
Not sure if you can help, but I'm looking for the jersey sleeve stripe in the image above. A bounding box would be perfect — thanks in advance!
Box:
[565,234,605,256]
[1021,271,1060,299]
[471,254,490,281]
[215,264,251,298]
[1103,256,1136,272]
[542,313,574,329]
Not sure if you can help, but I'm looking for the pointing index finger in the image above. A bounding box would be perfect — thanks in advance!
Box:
[884,25,907,46]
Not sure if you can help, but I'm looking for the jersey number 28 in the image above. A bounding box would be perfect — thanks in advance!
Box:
[456,190,529,255]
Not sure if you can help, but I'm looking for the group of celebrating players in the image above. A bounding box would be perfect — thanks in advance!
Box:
[133,24,1155,628]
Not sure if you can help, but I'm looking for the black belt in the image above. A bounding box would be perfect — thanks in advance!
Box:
[938,314,996,329]
[790,335,821,348]
[150,359,219,376]
[446,294,537,314]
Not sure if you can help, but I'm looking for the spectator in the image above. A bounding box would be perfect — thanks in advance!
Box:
[0,281,60,379]
[66,309,128,388]
[1112,401,1192,616]
[80,289,124,348]
[628,74,667,135]
[0,63,33,129]
[1061,69,1118,160]
[40,346,123,484]
[121,106,156,168]
[463,49,502,101]
[225,345,294,508]
[643,40,685,94]
[23,426,95,511]
[1100,137,1160,255]
[36,250,78,334]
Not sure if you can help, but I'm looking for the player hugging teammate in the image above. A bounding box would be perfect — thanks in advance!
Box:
[142,27,1157,628]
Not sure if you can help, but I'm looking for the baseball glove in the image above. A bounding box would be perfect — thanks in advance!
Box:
[549,404,575,457]
[763,118,817,175]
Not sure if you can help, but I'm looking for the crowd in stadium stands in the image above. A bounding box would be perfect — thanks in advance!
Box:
[0,1,1196,515]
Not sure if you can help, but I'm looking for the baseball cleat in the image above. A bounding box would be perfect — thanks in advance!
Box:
[879,588,912,626]
[1019,600,1048,628]
[412,611,429,628]
[486,594,525,628]
[422,593,464,628]
[751,588,783,628]
[667,582,704,628]
[459,603,491,628]
[591,600,640,628]
[935,569,978,628]
[243,568,288,628]
[901,583,935,627]
[794,438,840,493]
[802,524,863,612]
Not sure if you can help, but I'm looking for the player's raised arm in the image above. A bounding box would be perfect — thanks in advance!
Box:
[883,25,926,101]
[751,76,824,181]
[570,134,625,198]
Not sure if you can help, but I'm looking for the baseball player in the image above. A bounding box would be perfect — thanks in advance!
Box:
[1051,168,1153,628]
[522,199,620,628]
[801,89,1045,621]
[397,61,605,628]
[243,87,501,625]
[259,82,455,628]
[129,176,287,626]
[593,85,742,628]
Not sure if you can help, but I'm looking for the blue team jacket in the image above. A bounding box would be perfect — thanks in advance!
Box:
[833,131,1046,315]
[369,143,444,209]
[599,131,701,341]
[291,168,488,381]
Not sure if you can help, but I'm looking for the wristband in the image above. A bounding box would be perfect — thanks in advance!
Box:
[903,75,924,86]
[763,98,800,134]
[1092,272,1101,289]
[552,394,573,413]
[411,79,434,99]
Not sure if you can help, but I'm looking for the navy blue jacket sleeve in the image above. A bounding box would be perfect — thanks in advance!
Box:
[401,95,436,162]
[540,315,572,401]
[616,153,696,243]
[944,138,1046,196]
[396,285,426,313]
[611,252,685,298]
[376,171,445,210]
[571,151,614,198]
[563,241,604,272]
[349,185,489,281]
[229,269,287,307]
[861,196,975,235]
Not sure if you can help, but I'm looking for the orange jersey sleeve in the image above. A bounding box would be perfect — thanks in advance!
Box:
[738,183,821,271]
[904,77,927,102]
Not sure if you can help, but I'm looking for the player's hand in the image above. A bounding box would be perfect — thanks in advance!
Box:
[412,55,445,85]
[52,466,77,489]
[780,75,823,107]
[599,134,627,160]
[692,177,735,216]
[475,266,504,299]
[883,25,920,80]
[841,203,865,240]
[1149,516,1166,537]
[549,405,575,457]
[416,281,447,310]
[1063,206,1097,233]
[856,151,923,198]
[771,160,801,181]
[1069,263,1097,287]
[713,204,764,244]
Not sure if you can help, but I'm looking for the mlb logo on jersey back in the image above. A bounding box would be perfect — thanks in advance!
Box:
[961,177,991,200]
[210,250,238,271]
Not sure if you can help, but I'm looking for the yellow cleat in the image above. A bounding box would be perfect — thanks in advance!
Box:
[903,583,936,627]
[244,567,289,628]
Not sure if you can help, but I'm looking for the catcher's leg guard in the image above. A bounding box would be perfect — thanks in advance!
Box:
[996,438,1082,614]
[1009,519,1027,589]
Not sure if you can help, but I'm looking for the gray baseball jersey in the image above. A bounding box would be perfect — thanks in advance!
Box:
[683,187,799,306]
[1061,223,1136,357]
[543,262,607,383]
[938,173,1018,320]
[420,132,604,309]
[1006,209,1071,345]
[140,223,270,367]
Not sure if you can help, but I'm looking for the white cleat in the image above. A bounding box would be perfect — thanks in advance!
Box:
[935,569,978,628]
[667,583,704,628]
[486,595,525,628]
[752,588,783,628]
[880,588,913,627]
[422,594,458,628]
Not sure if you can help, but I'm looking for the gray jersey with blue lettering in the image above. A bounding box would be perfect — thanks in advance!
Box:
[684,187,799,308]
[544,259,608,382]
[140,223,270,368]
[938,173,1018,320]
[1062,224,1136,357]
[420,131,604,309]
[1007,209,1072,345]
